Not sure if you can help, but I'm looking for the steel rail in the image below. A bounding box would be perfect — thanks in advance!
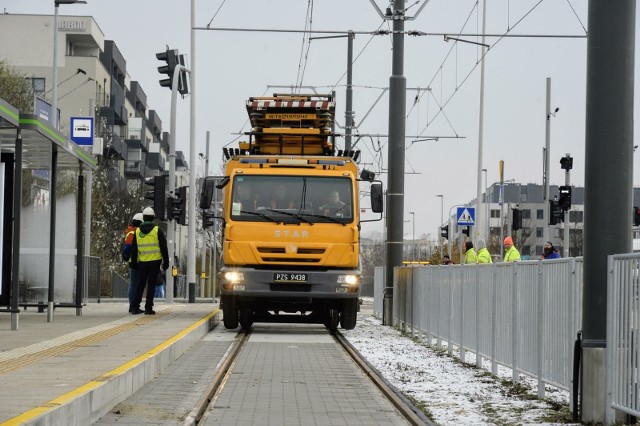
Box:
[333,330,434,425]
[183,329,251,426]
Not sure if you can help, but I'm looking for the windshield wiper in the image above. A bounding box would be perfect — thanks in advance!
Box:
[296,212,346,225]
[264,209,313,225]
[240,210,281,223]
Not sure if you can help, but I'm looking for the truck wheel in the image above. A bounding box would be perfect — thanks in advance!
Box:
[239,307,254,330]
[325,309,339,333]
[340,299,358,330]
[222,296,238,329]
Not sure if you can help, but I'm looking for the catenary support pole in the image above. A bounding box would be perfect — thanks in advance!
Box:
[583,1,635,423]
[543,78,551,243]
[475,0,487,241]
[200,132,209,298]
[383,0,407,325]
[344,31,354,151]
[187,0,198,303]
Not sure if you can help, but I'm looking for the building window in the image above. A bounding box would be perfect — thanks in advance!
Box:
[522,209,531,219]
[521,245,531,256]
[536,245,543,256]
[537,209,544,220]
[569,211,584,223]
[491,209,500,218]
[30,77,46,97]
[536,227,543,238]
[490,227,500,236]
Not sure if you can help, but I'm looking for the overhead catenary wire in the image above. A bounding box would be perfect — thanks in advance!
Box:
[295,0,314,91]
[205,0,228,29]
[414,0,549,139]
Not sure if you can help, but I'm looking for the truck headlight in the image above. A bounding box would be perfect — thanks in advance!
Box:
[224,271,244,283]
[337,274,358,285]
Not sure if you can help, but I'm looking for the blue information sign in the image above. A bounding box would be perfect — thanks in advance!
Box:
[456,207,475,226]
[70,117,94,146]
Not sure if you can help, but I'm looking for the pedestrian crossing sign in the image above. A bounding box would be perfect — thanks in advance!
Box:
[456,207,475,225]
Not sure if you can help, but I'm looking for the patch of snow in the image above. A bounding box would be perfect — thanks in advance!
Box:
[343,301,579,425]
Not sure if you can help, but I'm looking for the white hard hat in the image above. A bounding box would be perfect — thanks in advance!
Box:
[143,207,155,217]
[133,213,143,222]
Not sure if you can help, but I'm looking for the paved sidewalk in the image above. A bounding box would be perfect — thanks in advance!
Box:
[0,302,219,425]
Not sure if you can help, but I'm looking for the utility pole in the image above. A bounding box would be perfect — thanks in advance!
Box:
[200,132,209,298]
[187,0,198,303]
[382,0,406,326]
[344,31,354,151]
[583,1,635,423]
[475,0,487,241]
[543,78,551,243]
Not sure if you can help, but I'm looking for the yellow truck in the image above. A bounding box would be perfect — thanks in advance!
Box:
[211,94,383,331]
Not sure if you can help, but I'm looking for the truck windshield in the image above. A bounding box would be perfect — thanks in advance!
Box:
[230,175,354,224]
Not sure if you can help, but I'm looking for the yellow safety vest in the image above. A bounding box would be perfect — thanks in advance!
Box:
[136,226,162,262]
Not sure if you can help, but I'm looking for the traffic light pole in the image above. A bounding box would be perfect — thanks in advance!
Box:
[166,63,191,303]
[563,154,571,258]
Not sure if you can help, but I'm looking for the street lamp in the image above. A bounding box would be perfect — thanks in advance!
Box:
[435,195,443,254]
[52,0,87,130]
[409,212,415,262]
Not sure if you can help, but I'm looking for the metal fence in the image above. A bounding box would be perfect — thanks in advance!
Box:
[606,253,640,422]
[375,257,583,400]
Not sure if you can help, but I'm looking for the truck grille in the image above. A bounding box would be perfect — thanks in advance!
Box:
[257,246,326,263]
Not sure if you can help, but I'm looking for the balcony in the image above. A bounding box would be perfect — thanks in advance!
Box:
[125,117,147,151]
[124,160,146,179]
[147,152,165,172]
[102,132,127,160]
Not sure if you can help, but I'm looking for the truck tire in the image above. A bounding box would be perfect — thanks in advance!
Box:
[325,308,339,333]
[239,307,254,330]
[223,295,238,329]
[340,299,358,330]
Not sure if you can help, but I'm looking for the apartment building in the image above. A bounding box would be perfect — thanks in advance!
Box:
[0,13,187,185]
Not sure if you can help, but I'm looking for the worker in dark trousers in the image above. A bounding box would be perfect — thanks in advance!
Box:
[130,207,169,315]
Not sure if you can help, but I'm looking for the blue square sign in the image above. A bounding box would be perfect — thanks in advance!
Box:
[456,207,475,226]
[70,117,94,146]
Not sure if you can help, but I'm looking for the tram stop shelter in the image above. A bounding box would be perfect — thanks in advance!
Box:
[0,97,97,330]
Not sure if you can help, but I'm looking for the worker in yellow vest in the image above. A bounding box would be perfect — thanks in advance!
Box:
[123,212,143,312]
[130,207,169,315]
[503,236,521,262]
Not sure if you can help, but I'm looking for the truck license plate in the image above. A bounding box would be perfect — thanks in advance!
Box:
[273,273,308,283]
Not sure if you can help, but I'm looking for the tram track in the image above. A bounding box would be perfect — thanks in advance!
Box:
[188,325,431,425]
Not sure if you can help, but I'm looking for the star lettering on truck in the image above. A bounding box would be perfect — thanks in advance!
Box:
[274,230,310,238]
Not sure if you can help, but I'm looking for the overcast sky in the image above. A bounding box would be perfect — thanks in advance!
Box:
[4,0,638,240]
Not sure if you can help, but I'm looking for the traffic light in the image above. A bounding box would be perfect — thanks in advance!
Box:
[177,54,189,95]
[168,186,187,225]
[440,225,449,240]
[462,226,470,237]
[560,155,573,171]
[549,199,564,225]
[156,48,179,89]
[558,186,572,211]
[167,187,186,223]
[634,207,640,226]
[512,208,522,231]
[144,175,166,221]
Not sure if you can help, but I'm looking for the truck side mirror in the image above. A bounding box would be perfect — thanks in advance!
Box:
[370,182,383,213]
[199,178,215,209]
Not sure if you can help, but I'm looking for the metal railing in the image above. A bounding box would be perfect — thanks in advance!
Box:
[83,255,101,300]
[375,258,583,400]
[606,253,640,422]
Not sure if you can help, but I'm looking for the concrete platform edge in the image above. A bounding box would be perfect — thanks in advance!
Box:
[5,309,220,426]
